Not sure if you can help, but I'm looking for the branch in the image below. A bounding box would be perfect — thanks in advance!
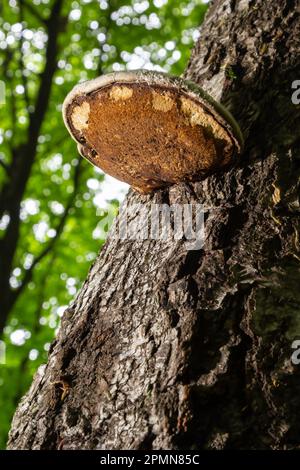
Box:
[18,0,31,111]
[21,0,47,25]
[28,0,64,144]
[9,89,17,147]
[0,159,10,174]
[14,159,82,300]
[1,46,13,77]
[1,46,17,143]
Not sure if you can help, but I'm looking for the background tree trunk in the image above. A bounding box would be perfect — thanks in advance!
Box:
[7,0,300,450]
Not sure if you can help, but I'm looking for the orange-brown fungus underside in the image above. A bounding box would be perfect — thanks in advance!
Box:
[67,83,235,193]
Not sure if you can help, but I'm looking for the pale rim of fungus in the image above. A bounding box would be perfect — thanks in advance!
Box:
[63,69,244,155]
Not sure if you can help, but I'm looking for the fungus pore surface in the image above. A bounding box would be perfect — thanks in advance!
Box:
[64,72,243,193]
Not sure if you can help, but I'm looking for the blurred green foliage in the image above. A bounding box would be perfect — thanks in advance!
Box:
[0,0,208,448]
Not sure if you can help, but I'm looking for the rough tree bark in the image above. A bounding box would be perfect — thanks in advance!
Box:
[8,0,300,450]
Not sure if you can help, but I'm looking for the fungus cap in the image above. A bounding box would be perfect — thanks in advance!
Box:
[63,70,243,193]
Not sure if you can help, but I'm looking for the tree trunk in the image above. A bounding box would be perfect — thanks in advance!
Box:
[8,0,300,450]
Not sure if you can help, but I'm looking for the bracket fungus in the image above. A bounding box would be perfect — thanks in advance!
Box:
[63,70,243,193]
